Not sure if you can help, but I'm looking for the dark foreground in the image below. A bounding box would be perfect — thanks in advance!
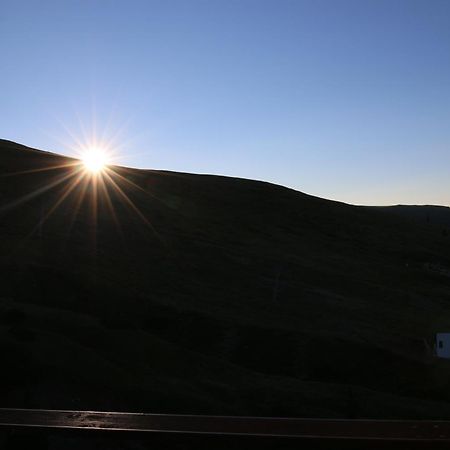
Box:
[3,139,450,418]
[2,409,450,449]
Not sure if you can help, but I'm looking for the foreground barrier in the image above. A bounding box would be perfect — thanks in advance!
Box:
[1,408,450,449]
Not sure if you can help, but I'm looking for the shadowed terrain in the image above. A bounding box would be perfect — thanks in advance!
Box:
[1,139,450,419]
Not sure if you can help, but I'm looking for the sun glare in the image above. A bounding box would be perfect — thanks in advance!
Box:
[81,148,110,174]
[13,125,160,246]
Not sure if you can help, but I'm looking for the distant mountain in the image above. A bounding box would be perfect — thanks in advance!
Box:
[2,139,450,419]
[378,204,450,228]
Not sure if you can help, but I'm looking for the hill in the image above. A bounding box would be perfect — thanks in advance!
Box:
[378,205,450,229]
[1,139,450,419]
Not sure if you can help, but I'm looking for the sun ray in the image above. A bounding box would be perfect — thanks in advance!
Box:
[101,111,131,151]
[7,169,88,260]
[101,169,164,243]
[0,161,80,178]
[105,167,170,208]
[57,119,89,153]
[75,110,93,151]
[90,171,99,240]
[0,167,82,214]
[96,171,123,235]
[65,171,91,238]
[30,170,87,236]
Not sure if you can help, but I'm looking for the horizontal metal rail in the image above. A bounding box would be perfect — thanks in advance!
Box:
[1,409,450,441]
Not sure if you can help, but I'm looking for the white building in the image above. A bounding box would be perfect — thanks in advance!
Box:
[436,333,450,358]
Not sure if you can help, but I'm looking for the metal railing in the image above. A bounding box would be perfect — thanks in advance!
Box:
[1,408,450,442]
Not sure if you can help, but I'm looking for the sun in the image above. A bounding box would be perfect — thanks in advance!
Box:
[81,148,110,174]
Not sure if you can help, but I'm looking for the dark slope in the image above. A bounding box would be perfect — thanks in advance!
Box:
[2,139,450,419]
[379,205,450,229]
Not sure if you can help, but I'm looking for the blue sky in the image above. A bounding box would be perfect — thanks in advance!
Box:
[1,0,449,205]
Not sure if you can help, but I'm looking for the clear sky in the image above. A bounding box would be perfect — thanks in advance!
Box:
[1,0,449,206]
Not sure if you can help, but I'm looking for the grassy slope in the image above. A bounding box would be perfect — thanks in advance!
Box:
[1,139,450,418]
[378,204,450,229]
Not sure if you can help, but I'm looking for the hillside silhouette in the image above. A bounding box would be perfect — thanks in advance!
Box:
[2,139,450,419]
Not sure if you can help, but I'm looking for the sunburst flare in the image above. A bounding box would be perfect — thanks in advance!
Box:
[81,147,110,174]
